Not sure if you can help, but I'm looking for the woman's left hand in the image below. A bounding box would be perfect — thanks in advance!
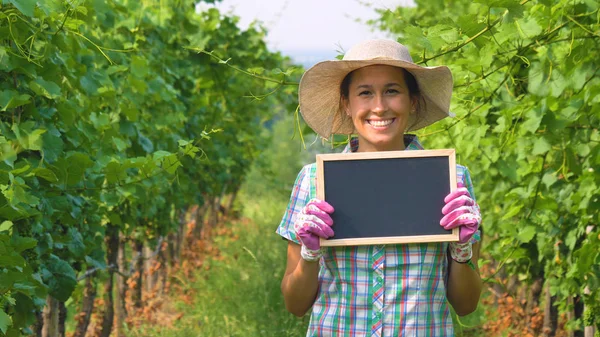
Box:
[440,186,481,244]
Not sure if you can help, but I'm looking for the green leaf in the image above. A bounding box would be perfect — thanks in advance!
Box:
[501,203,523,220]
[44,255,76,302]
[541,172,557,189]
[90,112,110,130]
[0,46,10,71]
[162,154,181,174]
[131,55,149,78]
[532,137,551,155]
[0,309,11,334]
[107,65,128,75]
[247,67,264,75]
[113,137,128,151]
[13,293,37,329]
[0,270,21,291]
[37,0,64,15]
[152,150,172,161]
[0,251,25,268]
[497,159,518,182]
[575,144,590,157]
[107,212,122,225]
[10,165,30,176]
[0,221,13,232]
[0,90,31,111]
[528,62,549,97]
[51,152,94,186]
[575,242,598,273]
[41,130,64,163]
[11,236,36,253]
[516,18,542,37]
[22,129,46,151]
[121,104,139,122]
[138,134,153,153]
[104,161,126,184]
[29,78,61,99]
[66,228,85,258]
[7,0,37,17]
[521,107,544,134]
[29,168,59,183]
[85,253,106,270]
[517,226,536,243]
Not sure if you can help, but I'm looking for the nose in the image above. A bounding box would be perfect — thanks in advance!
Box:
[371,94,386,115]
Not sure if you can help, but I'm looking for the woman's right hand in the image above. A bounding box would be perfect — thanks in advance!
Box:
[293,199,335,261]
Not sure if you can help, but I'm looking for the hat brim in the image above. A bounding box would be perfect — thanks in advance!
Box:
[299,59,454,139]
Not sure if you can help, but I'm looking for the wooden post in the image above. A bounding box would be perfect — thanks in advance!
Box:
[73,274,96,337]
[115,234,128,337]
[99,224,119,337]
[132,239,144,309]
[58,301,66,337]
[542,283,558,337]
[41,296,59,337]
[32,310,43,337]
[583,226,596,337]
[144,245,153,292]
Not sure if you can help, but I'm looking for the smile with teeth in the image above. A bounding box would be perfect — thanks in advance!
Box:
[367,118,395,127]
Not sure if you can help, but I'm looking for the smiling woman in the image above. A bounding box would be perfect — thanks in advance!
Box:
[277,39,483,336]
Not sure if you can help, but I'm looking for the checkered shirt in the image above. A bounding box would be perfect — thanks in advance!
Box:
[277,135,479,337]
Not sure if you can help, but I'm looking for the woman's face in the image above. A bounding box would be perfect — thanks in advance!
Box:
[342,65,415,152]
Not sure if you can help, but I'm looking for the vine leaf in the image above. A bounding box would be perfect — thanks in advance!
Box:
[29,78,62,99]
[0,309,11,334]
[6,0,37,17]
[0,90,31,111]
[42,255,76,302]
[517,226,537,243]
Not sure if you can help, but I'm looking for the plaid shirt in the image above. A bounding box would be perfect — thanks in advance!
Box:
[277,135,479,337]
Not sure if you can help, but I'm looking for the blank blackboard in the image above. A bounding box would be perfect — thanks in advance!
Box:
[316,149,459,246]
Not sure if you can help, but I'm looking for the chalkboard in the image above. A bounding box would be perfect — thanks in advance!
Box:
[316,149,459,246]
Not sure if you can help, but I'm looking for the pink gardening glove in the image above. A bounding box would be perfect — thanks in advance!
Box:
[293,199,335,261]
[440,184,481,244]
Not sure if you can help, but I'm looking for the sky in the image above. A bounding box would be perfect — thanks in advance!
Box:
[199,0,414,67]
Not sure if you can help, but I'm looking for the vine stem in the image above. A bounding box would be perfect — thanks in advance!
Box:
[420,68,512,138]
[526,152,548,220]
[418,15,503,64]
[566,14,600,37]
[191,48,299,86]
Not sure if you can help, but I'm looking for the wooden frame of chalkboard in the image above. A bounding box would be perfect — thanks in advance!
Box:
[317,149,459,247]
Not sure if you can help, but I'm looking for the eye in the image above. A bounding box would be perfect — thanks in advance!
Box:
[358,90,371,96]
[386,88,400,94]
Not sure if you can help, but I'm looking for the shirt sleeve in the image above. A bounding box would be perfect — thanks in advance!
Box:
[276,164,312,244]
[457,165,481,244]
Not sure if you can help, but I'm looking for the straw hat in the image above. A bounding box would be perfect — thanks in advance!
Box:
[298,39,454,139]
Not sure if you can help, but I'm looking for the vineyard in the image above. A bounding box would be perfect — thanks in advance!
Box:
[0,0,599,336]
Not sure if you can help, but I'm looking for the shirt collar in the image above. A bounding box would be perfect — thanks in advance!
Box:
[342,134,423,153]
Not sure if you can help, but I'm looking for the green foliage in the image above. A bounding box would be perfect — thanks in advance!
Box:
[127,163,310,336]
[0,0,298,335]
[374,0,600,331]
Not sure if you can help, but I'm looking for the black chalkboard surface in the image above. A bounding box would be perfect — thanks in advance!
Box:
[316,149,459,246]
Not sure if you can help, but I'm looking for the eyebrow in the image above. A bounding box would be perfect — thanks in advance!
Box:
[355,83,402,89]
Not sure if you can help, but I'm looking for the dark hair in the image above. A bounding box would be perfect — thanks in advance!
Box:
[339,67,425,129]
